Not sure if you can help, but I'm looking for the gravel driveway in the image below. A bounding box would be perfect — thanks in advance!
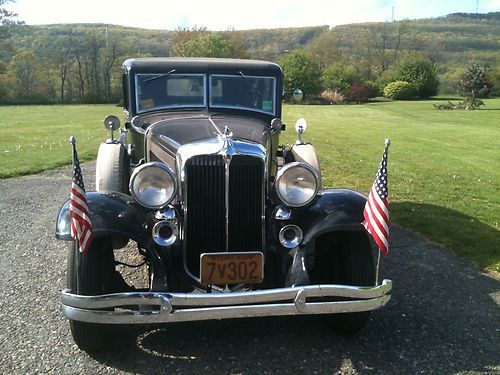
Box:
[0,163,499,374]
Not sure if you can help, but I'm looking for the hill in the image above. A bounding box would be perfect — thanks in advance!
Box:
[0,12,498,103]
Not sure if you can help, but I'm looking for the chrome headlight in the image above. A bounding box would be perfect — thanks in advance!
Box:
[130,162,177,209]
[275,162,319,207]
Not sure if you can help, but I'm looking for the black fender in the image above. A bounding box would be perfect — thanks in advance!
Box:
[55,191,155,249]
[298,188,367,251]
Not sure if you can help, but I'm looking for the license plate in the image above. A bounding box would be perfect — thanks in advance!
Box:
[200,252,264,285]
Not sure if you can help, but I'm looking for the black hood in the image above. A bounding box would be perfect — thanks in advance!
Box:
[146,114,271,157]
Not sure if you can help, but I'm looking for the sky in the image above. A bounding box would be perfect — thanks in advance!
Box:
[6,0,500,30]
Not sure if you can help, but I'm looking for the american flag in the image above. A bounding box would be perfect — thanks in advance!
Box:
[362,140,390,255]
[69,137,93,253]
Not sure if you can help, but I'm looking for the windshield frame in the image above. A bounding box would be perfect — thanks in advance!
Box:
[134,73,207,114]
[208,74,277,116]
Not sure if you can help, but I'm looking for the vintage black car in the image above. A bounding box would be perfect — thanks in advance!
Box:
[56,58,392,353]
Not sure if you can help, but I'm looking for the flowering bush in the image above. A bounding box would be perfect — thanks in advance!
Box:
[347,83,372,103]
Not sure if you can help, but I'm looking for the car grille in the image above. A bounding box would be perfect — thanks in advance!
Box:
[185,154,264,278]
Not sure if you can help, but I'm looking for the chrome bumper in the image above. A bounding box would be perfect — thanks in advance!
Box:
[61,279,392,324]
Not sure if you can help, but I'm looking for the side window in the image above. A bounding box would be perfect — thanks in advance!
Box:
[122,72,129,112]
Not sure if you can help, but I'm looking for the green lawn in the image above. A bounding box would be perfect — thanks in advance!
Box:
[282,99,500,274]
[0,100,499,274]
[0,105,123,178]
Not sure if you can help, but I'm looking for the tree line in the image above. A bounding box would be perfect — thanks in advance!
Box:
[0,1,498,105]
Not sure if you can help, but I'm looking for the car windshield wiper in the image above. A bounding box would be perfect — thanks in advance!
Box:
[238,70,264,97]
[143,69,176,83]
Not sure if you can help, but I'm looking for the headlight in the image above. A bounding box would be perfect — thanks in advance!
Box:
[130,162,177,209]
[275,162,319,207]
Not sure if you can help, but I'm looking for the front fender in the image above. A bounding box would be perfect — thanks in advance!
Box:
[55,192,154,249]
[299,188,367,247]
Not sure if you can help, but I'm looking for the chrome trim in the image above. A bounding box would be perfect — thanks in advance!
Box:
[129,162,177,210]
[279,225,303,249]
[155,206,177,221]
[152,221,178,247]
[176,129,267,285]
[273,206,292,221]
[275,162,320,207]
[158,134,181,150]
[61,280,392,324]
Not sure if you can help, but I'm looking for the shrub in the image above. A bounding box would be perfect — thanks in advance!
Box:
[459,62,493,99]
[322,64,361,93]
[277,49,323,97]
[321,89,345,104]
[364,80,382,98]
[347,83,372,103]
[394,54,439,98]
[383,81,416,100]
[434,98,484,110]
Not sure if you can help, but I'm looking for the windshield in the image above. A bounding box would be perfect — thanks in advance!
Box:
[135,73,276,115]
[209,75,276,115]
[135,73,206,113]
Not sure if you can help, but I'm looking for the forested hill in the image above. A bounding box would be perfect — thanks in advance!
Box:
[1,12,498,103]
[7,12,499,65]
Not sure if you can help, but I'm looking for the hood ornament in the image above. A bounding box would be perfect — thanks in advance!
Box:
[223,126,233,138]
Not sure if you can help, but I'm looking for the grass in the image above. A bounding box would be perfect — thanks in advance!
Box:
[0,100,499,274]
[282,99,500,275]
[0,105,123,178]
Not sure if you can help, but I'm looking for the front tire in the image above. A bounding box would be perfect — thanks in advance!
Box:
[311,231,376,334]
[95,143,130,194]
[67,237,115,353]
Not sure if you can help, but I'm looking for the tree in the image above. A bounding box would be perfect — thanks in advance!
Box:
[170,26,208,56]
[0,0,21,25]
[322,63,361,93]
[174,33,236,58]
[0,0,23,101]
[394,53,438,98]
[9,50,40,101]
[459,62,493,99]
[307,30,343,68]
[277,49,322,96]
[487,63,500,96]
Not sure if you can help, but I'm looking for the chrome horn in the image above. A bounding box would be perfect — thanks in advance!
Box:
[152,221,178,247]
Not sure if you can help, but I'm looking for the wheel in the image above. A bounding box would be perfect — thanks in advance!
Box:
[95,143,130,194]
[67,237,115,353]
[311,231,376,334]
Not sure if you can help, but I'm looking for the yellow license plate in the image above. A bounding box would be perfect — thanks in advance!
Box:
[200,252,264,285]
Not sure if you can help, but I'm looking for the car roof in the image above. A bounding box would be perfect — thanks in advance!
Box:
[123,57,283,77]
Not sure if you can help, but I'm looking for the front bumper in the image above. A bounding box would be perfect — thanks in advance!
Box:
[61,279,392,324]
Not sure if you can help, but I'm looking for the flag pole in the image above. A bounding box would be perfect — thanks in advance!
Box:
[375,138,390,287]
[375,248,381,286]
[69,136,76,164]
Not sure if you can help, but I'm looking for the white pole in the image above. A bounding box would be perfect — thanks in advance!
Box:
[375,248,381,286]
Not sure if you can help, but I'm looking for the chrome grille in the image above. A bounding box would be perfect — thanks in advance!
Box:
[184,154,264,278]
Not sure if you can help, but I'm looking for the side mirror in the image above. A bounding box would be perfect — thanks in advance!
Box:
[104,115,120,131]
[270,118,283,134]
[295,118,307,144]
[103,115,120,142]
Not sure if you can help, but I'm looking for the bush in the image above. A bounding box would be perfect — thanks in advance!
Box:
[322,64,361,93]
[277,49,323,97]
[347,83,372,103]
[364,80,382,98]
[394,54,439,98]
[321,89,345,104]
[459,62,493,99]
[383,81,416,100]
